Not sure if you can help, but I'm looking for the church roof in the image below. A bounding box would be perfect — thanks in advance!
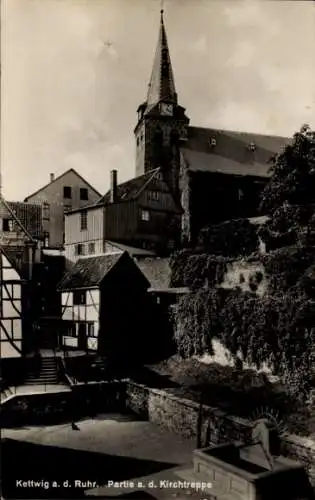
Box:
[146,10,177,108]
[97,168,160,205]
[182,127,291,178]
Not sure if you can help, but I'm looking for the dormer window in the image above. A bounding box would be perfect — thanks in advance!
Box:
[148,191,160,201]
[2,218,14,232]
[248,142,256,152]
[209,137,217,147]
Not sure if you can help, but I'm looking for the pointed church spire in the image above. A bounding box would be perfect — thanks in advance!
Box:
[146,9,177,108]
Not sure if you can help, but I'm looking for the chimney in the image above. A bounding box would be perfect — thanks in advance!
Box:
[50,173,55,183]
[110,170,118,203]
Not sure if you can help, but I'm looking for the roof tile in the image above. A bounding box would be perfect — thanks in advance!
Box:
[57,253,122,290]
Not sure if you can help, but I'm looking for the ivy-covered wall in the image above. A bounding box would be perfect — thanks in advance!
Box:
[170,217,315,398]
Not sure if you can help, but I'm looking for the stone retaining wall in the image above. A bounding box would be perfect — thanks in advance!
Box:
[125,380,315,487]
[0,382,125,427]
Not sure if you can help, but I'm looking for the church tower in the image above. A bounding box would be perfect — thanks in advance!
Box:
[134,9,189,198]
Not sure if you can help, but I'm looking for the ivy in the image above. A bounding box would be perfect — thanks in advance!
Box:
[170,127,315,401]
[197,218,259,257]
[173,289,227,358]
[173,289,315,400]
[170,251,230,289]
[261,245,315,295]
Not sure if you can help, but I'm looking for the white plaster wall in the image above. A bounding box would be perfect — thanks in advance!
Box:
[221,260,266,297]
[196,339,273,375]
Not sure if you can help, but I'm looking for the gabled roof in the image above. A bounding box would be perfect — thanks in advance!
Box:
[57,251,151,291]
[182,126,291,178]
[0,196,35,242]
[24,168,102,201]
[96,168,161,205]
[135,257,171,290]
[57,253,122,291]
[7,201,43,239]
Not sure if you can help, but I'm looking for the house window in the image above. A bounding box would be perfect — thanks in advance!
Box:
[87,322,95,337]
[209,137,217,147]
[137,137,140,146]
[88,242,95,255]
[80,211,87,231]
[148,191,160,201]
[42,203,50,220]
[73,290,86,305]
[44,232,49,247]
[63,186,72,199]
[141,209,150,221]
[80,188,88,201]
[2,219,14,232]
[65,322,76,337]
[248,142,256,152]
[75,243,85,256]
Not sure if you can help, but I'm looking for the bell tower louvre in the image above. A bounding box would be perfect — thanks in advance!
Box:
[134,9,190,199]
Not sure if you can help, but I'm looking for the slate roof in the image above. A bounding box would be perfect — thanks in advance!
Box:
[146,10,177,108]
[105,240,156,257]
[135,257,171,290]
[0,197,35,242]
[7,201,43,239]
[182,126,291,178]
[57,253,122,291]
[97,168,161,205]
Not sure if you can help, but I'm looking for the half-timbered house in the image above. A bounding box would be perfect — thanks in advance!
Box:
[0,247,24,360]
[57,251,154,362]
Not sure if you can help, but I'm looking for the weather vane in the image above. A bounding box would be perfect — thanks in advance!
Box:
[160,0,165,14]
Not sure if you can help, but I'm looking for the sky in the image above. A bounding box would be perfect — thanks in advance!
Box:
[1,0,315,200]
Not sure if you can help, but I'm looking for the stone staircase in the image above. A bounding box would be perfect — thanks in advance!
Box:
[24,356,59,385]
[0,385,15,404]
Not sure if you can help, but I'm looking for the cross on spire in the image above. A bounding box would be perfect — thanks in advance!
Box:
[146,6,177,108]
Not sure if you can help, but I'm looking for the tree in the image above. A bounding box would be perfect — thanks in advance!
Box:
[259,125,315,248]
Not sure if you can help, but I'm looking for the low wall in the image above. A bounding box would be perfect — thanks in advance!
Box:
[125,381,315,487]
[0,381,125,427]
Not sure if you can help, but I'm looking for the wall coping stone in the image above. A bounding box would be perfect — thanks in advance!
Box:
[125,379,315,451]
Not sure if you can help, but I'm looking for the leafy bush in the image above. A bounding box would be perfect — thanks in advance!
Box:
[197,218,259,257]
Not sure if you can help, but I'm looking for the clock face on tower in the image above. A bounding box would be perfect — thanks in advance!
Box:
[160,103,173,116]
